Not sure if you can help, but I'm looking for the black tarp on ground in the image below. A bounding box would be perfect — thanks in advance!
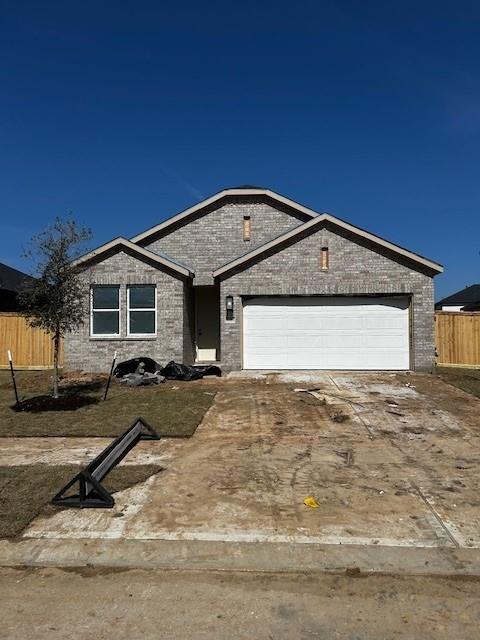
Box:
[160,361,222,381]
[113,357,160,378]
[113,357,221,381]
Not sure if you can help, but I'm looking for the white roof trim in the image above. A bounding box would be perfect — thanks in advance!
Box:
[130,188,319,244]
[72,237,193,277]
[213,214,443,277]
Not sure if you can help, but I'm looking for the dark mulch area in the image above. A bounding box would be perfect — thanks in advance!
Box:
[0,370,219,438]
[435,366,480,400]
[13,394,99,413]
[0,464,163,539]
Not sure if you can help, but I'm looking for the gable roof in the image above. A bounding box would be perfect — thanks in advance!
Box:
[130,188,320,244]
[213,213,444,277]
[0,262,34,293]
[72,237,194,277]
[436,284,480,308]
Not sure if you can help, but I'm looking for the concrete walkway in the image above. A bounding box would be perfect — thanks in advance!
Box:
[2,536,480,576]
[0,436,175,466]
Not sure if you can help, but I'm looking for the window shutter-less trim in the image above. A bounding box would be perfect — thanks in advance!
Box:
[127,285,157,336]
[91,285,120,336]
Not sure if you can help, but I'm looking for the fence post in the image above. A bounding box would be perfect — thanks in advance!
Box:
[103,351,117,401]
[7,350,19,406]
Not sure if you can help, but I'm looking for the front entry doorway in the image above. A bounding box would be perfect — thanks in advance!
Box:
[195,286,220,362]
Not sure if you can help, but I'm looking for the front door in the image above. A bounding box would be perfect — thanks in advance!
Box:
[195,286,220,361]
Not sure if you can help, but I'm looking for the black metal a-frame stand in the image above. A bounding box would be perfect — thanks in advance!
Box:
[52,416,160,508]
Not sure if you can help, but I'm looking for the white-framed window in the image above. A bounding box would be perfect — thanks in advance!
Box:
[91,285,120,336]
[127,285,157,336]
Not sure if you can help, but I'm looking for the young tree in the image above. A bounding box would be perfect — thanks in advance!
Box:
[19,217,92,398]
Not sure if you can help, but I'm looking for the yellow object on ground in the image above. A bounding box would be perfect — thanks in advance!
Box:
[303,496,319,508]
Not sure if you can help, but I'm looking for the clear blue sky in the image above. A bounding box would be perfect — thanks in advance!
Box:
[1,1,479,299]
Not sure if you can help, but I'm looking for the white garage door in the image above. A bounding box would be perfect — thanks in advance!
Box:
[243,296,410,370]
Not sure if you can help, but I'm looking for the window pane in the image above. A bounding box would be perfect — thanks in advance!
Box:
[92,311,119,335]
[129,286,155,309]
[93,286,119,310]
[129,310,155,334]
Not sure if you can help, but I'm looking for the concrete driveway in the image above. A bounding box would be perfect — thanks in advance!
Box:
[21,371,480,550]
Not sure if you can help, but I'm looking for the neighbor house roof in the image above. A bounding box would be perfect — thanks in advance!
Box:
[0,262,33,293]
[461,300,480,312]
[72,237,194,277]
[130,188,320,244]
[435,284,480,309]
[213,213,444,277]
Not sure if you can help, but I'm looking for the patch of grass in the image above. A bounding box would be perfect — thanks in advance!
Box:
[0,464,162,539]
[0,370,218,437]
[435,366,480,400]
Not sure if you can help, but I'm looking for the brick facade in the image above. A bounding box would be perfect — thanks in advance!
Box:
[66,195,438,373]
[218,224,435,371]
[144,197,309,285]
[64,251,187,372]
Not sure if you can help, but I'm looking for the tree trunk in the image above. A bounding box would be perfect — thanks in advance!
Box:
[53,327,60,399]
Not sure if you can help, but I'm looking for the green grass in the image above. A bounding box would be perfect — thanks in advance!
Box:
[0,370,218,437]
[0,464,162,538]
[435,366,480,400]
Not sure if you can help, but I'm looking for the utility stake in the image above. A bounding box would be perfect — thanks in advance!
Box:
[103,351,117,401]
[7,350,19,407]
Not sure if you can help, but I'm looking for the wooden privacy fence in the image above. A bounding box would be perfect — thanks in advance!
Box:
[0,313,63,369]
[435,311,480,367]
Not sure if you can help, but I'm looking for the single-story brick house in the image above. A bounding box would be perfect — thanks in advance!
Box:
[66,187,443,372]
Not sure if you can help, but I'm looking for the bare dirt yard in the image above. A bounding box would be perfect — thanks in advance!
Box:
[2,566,479,640]
[2,370,480,639]
[15,370,480,550]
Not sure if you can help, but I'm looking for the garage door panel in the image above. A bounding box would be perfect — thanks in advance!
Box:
[363,334,408,349]
[246,352,287,369]
[285,315,365,331]
[285,315,325,330]
[321,349,408,370]
[286,349,325,368]
[322,353,365,369]
[245,316,285,331]
[243,296,410,370]
[247,335,287,350]
[326,316,363,330]
[286,333,362,349]
[363,316,406,329]
[286,335,325,348]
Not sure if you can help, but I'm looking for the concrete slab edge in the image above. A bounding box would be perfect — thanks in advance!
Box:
[1,538,480,576]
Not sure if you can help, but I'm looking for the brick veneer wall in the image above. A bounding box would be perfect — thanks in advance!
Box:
[218,224,436,371]
[67,200,438,373]
[144,197,310,284]
[64,250,187,372]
